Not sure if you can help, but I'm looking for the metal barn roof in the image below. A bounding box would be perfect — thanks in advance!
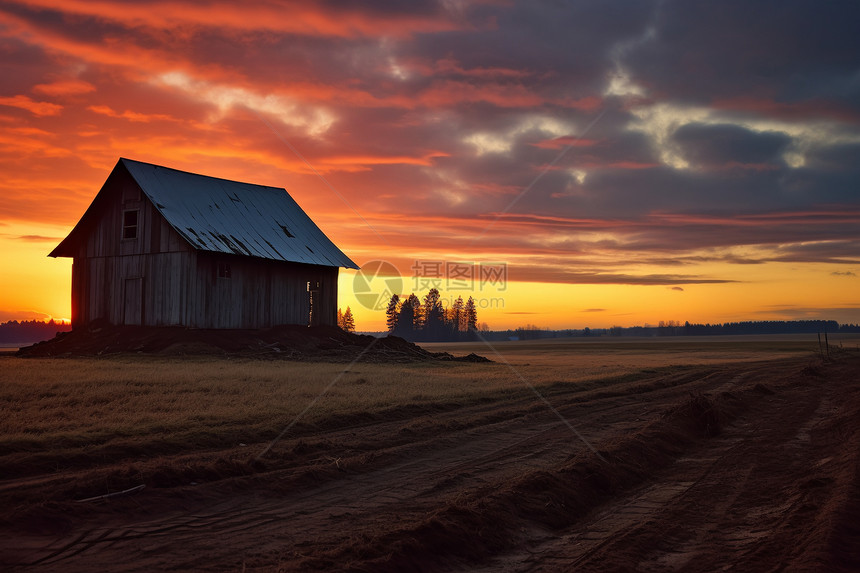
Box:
[54,158,358,269]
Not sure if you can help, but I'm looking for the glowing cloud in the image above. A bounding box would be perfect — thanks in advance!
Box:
[157,72,336,135]
[0,95,63,116]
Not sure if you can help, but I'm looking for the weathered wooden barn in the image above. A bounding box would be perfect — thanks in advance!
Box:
[50,158,358,329]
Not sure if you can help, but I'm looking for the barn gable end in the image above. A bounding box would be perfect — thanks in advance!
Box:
[50,159,356,329]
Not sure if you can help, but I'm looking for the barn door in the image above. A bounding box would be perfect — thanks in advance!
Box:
[124,277,143,325]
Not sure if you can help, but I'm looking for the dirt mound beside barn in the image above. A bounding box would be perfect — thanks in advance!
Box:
[16,322,487,362]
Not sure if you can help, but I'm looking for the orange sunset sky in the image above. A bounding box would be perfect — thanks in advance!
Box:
[1,0,858,331]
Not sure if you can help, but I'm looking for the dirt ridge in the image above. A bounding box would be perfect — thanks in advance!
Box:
[16,322,488,363]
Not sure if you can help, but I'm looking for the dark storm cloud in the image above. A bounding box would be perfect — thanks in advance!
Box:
[804,142,860,172]
[448,208,860,270]
[624,0,860,111]
[779,164,860,207]
[771,240,860,264]
[542,152,860,225]
[318,0,445,17]
[672,123,790,169]
[407,1,658,97]
[577,129,659,167]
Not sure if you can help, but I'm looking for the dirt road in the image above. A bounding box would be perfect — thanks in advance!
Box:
[2,354,859,571]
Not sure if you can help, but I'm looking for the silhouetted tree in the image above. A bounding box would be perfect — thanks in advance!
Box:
[337,308,344,329]
[385,294,400,333]
[465,296,478,332]
[406,293,422,331]
[395,297,415,337]
[379,290,491,342]
[342,306,356,333]
[450,296,465,332]
[0,319,72,344]
[423,288,445,340]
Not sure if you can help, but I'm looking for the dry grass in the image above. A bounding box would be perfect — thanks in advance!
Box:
[0,335,829,469]
[422,334,830,386]
[0,358,513,453]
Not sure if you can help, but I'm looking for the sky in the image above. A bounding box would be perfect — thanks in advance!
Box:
[0,0,858,331]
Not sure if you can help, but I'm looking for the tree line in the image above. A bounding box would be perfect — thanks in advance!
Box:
[0,319,71,344]
[385,288,479,342]
[473,320,856,341]
[617,320,847,337]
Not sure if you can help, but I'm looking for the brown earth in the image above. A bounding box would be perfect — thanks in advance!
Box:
[15,323,488,363]
[1,353,859,572]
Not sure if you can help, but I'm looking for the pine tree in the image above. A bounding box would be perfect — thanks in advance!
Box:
[395,297,415,338]
[423,288,444,338]
[342,306,356,333]
[465,296,478,332]
[406,293,422,331]
[385,294,400,333]
[337,307,344,330]
[423,288,442,320]
[451,296,465,332]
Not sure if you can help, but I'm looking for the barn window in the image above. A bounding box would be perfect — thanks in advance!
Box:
[122,209,138,239]
[217,262,231,279]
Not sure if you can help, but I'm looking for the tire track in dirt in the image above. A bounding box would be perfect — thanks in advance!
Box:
[0,362,739,504]
[11,418,574,569]
[472,357,860,572]
[3,357,850,572]
[0,365,771,569]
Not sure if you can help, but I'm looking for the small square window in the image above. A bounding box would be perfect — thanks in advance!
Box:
[217,262,231,279]
[122,210,138,240]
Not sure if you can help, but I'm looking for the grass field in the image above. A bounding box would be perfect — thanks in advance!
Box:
[2,335,859,572]
[3,334,847,458]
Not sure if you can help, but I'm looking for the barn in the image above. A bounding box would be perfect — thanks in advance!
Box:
[49,158,358,329]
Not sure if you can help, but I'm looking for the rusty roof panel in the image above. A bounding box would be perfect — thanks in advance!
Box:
[121,158,358,268]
